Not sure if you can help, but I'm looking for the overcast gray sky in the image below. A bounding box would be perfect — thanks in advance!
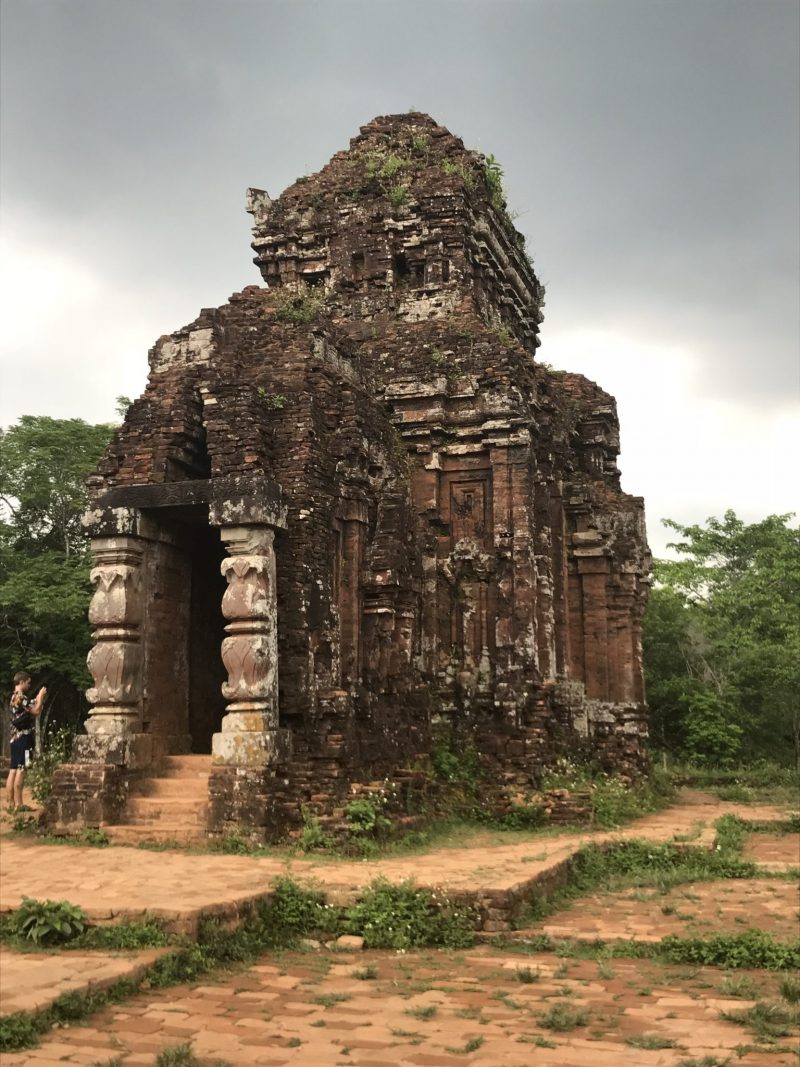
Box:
[1,0,798,556]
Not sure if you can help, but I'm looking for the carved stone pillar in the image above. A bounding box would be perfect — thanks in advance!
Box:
[211,525,289,766]
[84,537,145,736]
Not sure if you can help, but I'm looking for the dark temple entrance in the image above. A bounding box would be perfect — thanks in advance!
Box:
[185,521,227,753]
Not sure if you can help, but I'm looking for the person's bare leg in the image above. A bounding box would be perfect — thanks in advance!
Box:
[6,768,19,810]
[12,770,25,809]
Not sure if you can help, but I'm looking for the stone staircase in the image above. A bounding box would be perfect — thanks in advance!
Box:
[103,755,212,846]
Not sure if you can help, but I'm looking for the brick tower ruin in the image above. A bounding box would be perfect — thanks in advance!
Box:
[48,114,650,839]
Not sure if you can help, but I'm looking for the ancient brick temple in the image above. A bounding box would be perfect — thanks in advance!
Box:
[48,114,650,839]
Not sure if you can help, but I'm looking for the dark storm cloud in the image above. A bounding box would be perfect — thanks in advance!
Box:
[1,0,797,407]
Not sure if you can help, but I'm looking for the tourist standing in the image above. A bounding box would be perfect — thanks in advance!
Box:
[6,672,46,812]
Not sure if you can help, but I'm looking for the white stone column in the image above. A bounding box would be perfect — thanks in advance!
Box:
[85,537,145,736]
[212,524,287,766]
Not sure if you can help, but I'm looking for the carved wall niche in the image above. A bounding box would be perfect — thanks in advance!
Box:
[436,464,495,686]
[332,510,365,688]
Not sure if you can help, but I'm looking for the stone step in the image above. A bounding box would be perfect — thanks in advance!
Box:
[103,824,208,847]
[124,797,209,824]
[131,777,210,799]
[161,755,214,776]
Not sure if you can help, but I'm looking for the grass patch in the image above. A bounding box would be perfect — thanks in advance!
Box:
[627,1033,678,1049]
[720,999,800,1042]
[497,929,800,970]
[405,1004,438,1021]
[445,1036,484,1054]
[537,1003,590,1031]
[520,838,759,925]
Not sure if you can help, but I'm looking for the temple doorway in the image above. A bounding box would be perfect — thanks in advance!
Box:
[141,508,227,755]
[185,521,227,752]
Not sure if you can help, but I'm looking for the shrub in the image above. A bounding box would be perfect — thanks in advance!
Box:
[344,796,391,837]
[77,918,169,950]
[346,879,473,950]
[11,897,87,945]
[155,1043,200,1067]
[298,808,330,851]
[259,877,336,943]
[720,999,800,1041]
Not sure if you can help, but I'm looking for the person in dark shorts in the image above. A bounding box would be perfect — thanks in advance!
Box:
[6,671,46,812]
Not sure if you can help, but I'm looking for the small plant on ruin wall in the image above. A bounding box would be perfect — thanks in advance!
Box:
[493,323,516,348]
[483,153,507,213]
[430,346,449,367]
[27,725,74,803]
[388,182,410,209]
[298,806,331,851]
[276,290,326,325]
[344,795,391,838]
[410,132,430,156]
[442,159,477,191]
[257,389,287,411]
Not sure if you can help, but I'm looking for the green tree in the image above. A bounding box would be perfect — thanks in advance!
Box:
[644,511,800,767]
[0,416,114,724]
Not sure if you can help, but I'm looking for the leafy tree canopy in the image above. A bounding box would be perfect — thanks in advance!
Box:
[0,416,114,557]
[644,511,799,768]
[0,415,114,716]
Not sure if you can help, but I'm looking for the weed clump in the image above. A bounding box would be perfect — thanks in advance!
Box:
[345,879,474,950]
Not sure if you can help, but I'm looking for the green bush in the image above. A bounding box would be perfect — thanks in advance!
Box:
[11,897,87,945]
[345,879,473,950]
[720,999,800,1041]
[77,918,169,950]
[260,877,336,943]
[344,796,391,837]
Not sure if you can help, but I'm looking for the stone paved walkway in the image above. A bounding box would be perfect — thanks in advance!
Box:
[1,791,797,1066]
[1,949,794,1066]
[0,793,790,936]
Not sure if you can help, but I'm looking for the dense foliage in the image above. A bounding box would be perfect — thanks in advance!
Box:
[0,415,114,729]
[643,511,799,767]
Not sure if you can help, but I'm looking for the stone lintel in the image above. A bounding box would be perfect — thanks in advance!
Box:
[92,475,287,530]
[83,506,179,543]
